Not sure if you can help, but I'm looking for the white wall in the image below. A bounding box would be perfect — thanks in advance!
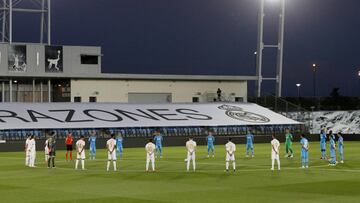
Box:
[71,79,247,103]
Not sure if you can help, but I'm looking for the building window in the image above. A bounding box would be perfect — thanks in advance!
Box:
[192,97,199,103]
[89,96,97,102]
[74,96,81,102]
[81,55,99,65]
[235,97,243,102]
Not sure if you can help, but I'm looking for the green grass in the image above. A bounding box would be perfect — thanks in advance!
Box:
[1,142,360,203]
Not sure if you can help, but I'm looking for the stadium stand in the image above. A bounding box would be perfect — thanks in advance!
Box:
[0,125,300,141]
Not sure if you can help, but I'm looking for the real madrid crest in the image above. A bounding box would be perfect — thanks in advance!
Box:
[218,104,270,123]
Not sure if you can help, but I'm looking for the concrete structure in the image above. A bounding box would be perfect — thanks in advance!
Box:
[0,43,256,103]
[71,78,249,103]
[0,43,101,102]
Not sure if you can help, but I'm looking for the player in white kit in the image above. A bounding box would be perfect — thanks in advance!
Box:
[75,136,86,170]
[225,138,236,172]
[186,137,197,172]
[106,134,117,171]
[44,138,49,164]
[28,135,36,167]
[145,139,156,172]
[271,134,281,171]
[25,134,31,166]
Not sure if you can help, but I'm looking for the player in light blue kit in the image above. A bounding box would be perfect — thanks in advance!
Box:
[329,130,335,140]
[116,134,124,158]
[245,130,254,157]
[300,134,309,168]
[329,133,337,166]
[153,130,163,158]
[337,132,344,163]
[319,129,327,160]
[88,132,97,160]
[206,130,215,158]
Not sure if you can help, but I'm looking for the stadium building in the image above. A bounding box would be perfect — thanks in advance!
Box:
[0,43,255,103]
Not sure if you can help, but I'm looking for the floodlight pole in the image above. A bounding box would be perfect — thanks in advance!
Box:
[2,0,6,42]
[40,0,45,43]
[255,0,264,98]
[275,0,285,97]
[255,0,286,98]
[358,70,360,98]
[47,0,51,45]
[1,0,51,44]
[8,0,12,43]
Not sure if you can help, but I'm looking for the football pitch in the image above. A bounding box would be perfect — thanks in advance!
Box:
[1,142,360,203]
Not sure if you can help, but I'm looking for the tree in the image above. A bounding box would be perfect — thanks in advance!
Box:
[330,88,341,98]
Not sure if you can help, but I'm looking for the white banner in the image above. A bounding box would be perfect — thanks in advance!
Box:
[0,103,299,130]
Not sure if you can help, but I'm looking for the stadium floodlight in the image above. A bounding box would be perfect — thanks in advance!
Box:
[312,64,318,97]
[296,83,301,98]
[358,70,360,77]
[312,63,317,70]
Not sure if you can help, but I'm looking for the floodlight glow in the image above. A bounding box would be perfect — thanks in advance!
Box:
[296,83,301,87]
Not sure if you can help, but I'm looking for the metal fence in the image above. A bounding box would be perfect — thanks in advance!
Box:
[248,95,312,133]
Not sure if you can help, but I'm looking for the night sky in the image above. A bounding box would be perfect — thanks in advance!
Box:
[11,0,360,97]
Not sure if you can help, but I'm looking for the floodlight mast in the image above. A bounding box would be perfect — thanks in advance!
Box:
[0,0,51,44]
[255,0,285,97]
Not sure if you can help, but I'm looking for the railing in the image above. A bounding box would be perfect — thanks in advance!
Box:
[248,94,312,133]
[0,125,302,141]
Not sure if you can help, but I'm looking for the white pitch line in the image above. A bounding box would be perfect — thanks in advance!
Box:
[2,156,358,173]
[23,163,359,174]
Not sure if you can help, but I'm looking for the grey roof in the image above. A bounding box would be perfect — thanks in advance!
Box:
[78,73,259,81]
[1,72,258,81]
